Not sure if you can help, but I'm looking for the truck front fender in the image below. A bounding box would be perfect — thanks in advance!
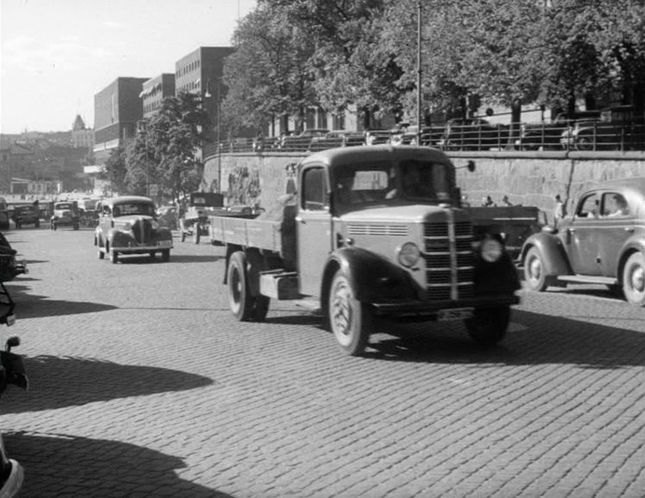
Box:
[322,247,419,306]
[520,231,573,277]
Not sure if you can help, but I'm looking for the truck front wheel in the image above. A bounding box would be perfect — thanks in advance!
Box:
[465,306,510,347]
[227,251,269,321]
[328,270,372,356]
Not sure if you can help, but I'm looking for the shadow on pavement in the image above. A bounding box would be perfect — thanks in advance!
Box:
[114,254,223,264]
[4,284,117,319]
[3,432,231,497]
[364,309,645,369]
[1,356,213,413]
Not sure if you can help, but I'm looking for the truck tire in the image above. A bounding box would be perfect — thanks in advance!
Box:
[328,269,372,356]
[227,251,270,321]
[622,252,645,306]
[465,306,510,346]
[523,246,548,291]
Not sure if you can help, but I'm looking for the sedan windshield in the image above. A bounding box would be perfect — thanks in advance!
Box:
[113,202,155,217]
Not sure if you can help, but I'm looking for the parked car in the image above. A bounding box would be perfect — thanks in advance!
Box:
[280,129,329,151]
[308,130,366,151]
[10,204,40,229]
[438,118,510,151]
[520,177,645,306]
[516,111,600,151]
[390,125,445,147]
[50,201,80,230]
[157,204,178,230]
[365,129,392,145]
[560,105,645,151]
[94,196,173,263]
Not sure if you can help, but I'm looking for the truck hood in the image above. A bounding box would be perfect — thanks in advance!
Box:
[339,203,462,223]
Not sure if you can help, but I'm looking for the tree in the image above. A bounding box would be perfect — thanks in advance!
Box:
[223,2,317,135]
[100,146,128,195]
[125,92,211,201]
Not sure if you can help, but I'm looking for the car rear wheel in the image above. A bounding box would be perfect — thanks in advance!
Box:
[523,247,548,291]
[576,136,593,151]
[465,306,510,346]
[328,270,372,356]
[622,252,645,306]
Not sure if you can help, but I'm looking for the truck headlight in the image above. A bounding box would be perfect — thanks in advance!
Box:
[480,237,503,263]
[398,242,421,267]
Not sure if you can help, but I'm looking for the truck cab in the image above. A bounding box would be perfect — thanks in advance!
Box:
[215,146,521,355]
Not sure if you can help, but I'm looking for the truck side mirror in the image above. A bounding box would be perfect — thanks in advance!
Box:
[467,160,476,172]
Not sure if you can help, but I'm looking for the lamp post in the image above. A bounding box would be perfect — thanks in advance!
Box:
[416,0,423,145]
[137,120,150,197]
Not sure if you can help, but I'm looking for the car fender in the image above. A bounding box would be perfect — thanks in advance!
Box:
[520,231,573,276]
[617,237,645,280]
[321,247,418,305]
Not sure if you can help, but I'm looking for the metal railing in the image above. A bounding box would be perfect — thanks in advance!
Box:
[205,120,645,156]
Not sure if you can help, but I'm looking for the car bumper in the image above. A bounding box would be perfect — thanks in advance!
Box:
[370,293,520,319]
[112,240,173,253]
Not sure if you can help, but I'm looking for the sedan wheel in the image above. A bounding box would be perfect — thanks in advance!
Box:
[110,248,119,264]
[622,252,645,306]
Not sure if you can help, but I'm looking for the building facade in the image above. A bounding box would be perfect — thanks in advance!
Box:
[141,73,176,118]
[71,115,95,150]
[174,46,237,143]
[93,77,149,165]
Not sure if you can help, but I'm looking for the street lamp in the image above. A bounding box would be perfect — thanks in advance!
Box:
[416,0,423,144]
[137,120,150,197]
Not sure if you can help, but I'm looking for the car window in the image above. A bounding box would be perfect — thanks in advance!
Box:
[113,202,156,217]
[577,193,600,218]
[601,192,630,217]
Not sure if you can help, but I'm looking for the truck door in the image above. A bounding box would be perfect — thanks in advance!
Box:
[296,165,333,297]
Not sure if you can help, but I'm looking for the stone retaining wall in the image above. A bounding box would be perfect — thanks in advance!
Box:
[203,150,645,223]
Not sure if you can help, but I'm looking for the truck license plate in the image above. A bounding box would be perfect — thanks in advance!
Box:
[437,308,473,321]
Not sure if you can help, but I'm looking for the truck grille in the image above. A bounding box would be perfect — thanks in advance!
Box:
[424,221,474,300]
[133,219,152,244]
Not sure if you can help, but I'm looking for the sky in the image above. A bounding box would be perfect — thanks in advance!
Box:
[0,0,256,134]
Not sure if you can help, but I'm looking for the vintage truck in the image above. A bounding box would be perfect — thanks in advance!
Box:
[208,145,521,356]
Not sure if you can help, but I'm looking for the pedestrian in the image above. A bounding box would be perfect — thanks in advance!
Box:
[482,195,495,207]
[501,195,513,206]
[554,194,565,226]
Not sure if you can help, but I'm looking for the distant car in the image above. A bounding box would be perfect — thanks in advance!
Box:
[390,125,445,147]
[50,201,80,230]
[308,130,366,151]
[10,204,40,229]
[438,118,509,151]
[157,204,178,230]
[280,129,330,151]
[560,105,645,151]
[364,129,392,145]
[517,111,600,151]
[179,192,225,244]
[520,177,645,306]
[94,196,173,263]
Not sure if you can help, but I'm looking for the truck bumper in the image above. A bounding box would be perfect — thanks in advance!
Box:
[370,293,520,319]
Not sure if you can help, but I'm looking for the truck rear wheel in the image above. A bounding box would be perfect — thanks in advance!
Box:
[227,251,269,321]
[465,306,510,346]
[328,270,372,356]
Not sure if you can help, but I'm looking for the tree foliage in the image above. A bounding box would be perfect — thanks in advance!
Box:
[224,0,645,129]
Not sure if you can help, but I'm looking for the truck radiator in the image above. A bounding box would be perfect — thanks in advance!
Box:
[424,221,475,300]
[133,219,152,244]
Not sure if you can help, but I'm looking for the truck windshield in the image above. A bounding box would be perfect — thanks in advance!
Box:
[333,159,452,208]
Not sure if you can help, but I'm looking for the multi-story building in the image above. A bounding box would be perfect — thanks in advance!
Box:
[141,73,176,119]
[93,77,149,165]
[174,46,239,145]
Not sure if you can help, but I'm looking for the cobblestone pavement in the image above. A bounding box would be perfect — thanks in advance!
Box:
[1,227,644,497]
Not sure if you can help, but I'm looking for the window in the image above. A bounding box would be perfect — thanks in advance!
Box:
[601,192,629,217]
[577,193,600,218]
[301,167,327,211]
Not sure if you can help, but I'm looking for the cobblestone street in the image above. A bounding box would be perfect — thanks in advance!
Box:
[1,228,644,497]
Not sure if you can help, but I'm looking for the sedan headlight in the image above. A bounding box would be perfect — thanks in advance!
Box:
[150,220,160,230]
[398,242,421,268]
[480,237,503,263]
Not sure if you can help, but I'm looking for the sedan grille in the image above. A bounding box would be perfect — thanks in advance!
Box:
[133,219,152,244]
[424,221,474,300]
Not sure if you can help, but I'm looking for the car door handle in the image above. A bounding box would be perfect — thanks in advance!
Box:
[625,227,634,233]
